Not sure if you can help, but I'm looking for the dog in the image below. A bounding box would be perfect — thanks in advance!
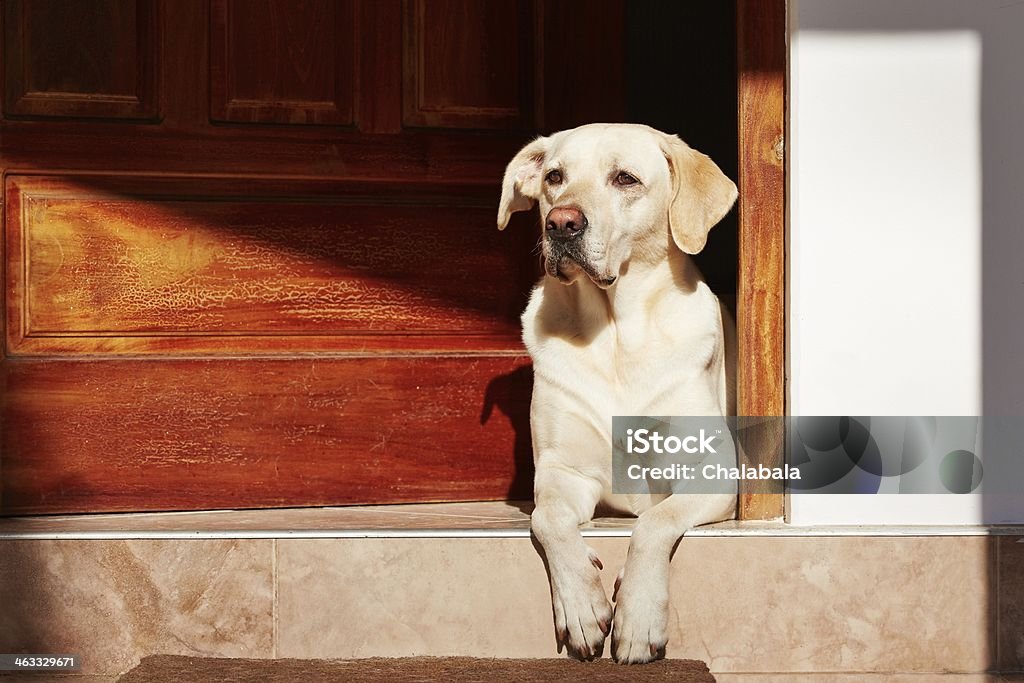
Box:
[496,123,738,664]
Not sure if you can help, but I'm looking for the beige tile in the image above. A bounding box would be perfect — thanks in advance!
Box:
[0,540,274,675]
[277,535,994,672]
[276,537,630,658]
[999,537,1024,672]
[667,537,995,673]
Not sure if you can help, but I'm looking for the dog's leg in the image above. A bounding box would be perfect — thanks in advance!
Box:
[611,492,735,664]
[531,463,611,660]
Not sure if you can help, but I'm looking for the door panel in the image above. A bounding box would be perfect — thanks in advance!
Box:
[2,356,533,514]
[3,0,160,120]
[402,0,534,129]
[210,0,357,125]
[6,175,532,355]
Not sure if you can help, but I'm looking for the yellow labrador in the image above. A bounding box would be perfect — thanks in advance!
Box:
[497,123,738,664]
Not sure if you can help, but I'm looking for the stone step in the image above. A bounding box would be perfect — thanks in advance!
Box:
[0,502,1020,677]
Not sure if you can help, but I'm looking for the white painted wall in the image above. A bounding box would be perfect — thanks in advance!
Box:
[789,0,1024,524]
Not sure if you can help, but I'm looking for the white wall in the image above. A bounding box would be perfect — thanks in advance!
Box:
[789,0,1024,524]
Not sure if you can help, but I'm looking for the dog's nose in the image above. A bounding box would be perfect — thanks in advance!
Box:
[545,206,587,241]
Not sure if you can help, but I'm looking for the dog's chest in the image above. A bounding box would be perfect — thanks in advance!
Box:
[585,324,712,414]
[524,285,722,417]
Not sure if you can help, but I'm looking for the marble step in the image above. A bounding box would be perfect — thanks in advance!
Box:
[0,502,1020,677]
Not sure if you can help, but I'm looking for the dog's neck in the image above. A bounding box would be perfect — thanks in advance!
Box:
[604,247,700,318]
[557,246,702,355]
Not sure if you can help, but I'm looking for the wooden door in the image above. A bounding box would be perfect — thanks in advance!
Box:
[0,0,627,514]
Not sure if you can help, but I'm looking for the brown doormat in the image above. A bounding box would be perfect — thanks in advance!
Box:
[117,655,716,682]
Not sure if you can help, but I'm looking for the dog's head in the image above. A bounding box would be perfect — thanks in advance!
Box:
[497,123,737,288]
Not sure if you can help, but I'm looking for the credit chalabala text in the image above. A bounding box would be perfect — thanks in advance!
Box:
[623,428,800,481]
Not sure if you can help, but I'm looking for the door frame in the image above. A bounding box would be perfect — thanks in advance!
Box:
[736,0,787,520]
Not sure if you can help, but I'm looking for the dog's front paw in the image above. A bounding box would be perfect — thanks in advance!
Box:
[611,570,669,664]
[550,559,612,660]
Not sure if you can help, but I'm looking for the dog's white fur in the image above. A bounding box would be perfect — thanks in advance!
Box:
[497,123,738,664]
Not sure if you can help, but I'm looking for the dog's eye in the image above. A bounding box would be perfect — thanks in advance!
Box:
[615,172,639,187]
[545,169,563,185]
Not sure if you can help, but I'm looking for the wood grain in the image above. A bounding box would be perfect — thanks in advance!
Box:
[210,0,356,125]
[6,175,536,355]
[0,356,534,514]
[402,0,534,129]
[736,0,787,521]
[3,0,159,120]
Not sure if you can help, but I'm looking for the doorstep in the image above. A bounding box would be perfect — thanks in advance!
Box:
[0,503,1021,677]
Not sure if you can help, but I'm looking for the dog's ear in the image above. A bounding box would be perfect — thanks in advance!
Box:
[661,134,738,254]
[497,136,549,230]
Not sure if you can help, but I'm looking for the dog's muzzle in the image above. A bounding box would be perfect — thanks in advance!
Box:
[543,206,616,288]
